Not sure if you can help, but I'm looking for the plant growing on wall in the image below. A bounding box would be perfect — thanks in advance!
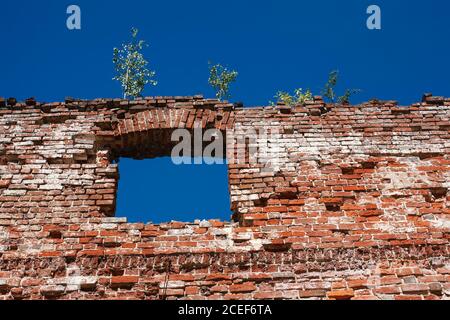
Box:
[208,62,238,101]
[113,28,157,99]
[338,88,362,104]
[271,88,313,106]
[322,70,339,102]
[271,71,360,106]
[322,70,360,104]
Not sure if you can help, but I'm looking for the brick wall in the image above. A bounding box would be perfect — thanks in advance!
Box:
[0,94,448,300]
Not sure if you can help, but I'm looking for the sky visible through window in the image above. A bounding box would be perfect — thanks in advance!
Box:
[115,157,231,223]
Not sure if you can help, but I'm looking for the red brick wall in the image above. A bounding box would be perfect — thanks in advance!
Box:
[0,95,448,300]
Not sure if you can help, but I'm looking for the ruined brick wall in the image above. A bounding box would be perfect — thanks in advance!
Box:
[0,94,448,300]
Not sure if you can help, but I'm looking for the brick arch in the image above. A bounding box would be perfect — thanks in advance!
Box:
[110,107,234,159]
[93,105,236,218]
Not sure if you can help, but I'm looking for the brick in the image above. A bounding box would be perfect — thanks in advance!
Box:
[111,276,139,288]
[299,289,326,298]
[211,285,228,293]
[395,295,423,300]
[347,279,369,289]
[161,289,184,297]
[229,283,256,293]
[374,286,401,295]
[0,180,11,188]
[428,282,442,293]
[185,286,199,295]
[401,284,429,294]
[252,291,283,299]
[327,289,354,300]
[206,274,232,281]
[79,249,104,256]
[40,285,65,297]
[39,251,62,257]
[396,267,423,277]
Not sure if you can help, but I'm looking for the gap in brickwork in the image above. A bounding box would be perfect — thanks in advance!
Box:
[114,156,232,223]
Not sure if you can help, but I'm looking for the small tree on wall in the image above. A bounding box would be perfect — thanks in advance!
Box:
[322,70,339,102]
[322,70,361,104]
[208,62,238,101]
[113,28,157,99]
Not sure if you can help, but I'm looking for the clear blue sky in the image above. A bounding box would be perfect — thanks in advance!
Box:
[1,1,449,222]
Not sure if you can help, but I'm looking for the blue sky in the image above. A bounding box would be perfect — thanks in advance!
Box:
[1,0,449,222]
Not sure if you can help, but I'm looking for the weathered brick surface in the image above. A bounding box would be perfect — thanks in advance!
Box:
[0,94,449,300]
